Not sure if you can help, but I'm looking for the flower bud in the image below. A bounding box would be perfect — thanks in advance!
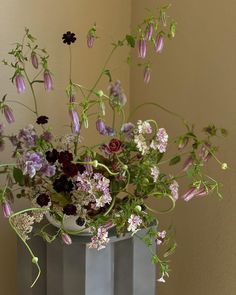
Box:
[62,233,72,245]
[84,156,93,174]
[183,156,193,172]
[69,109,80,134]
[221,163,228,170]
[96,119,107,135]
[155,35,164,53]
[43,71,53,91]
[138,38,147,59]
[87,34,95,48]
[178,137,189,150]
[2,201,12,218]
[144,66,151,84]
[31,52,39,69]
[3,105,15,124]
[15,74,26,93]
[105,126,116,137]
[145,24,154,41]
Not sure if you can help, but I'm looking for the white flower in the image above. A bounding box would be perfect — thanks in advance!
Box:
[134,134,149,155]
[137,120,152,134]
[127,214,142,232]
[151,166,160,183]
[150,128,168,153]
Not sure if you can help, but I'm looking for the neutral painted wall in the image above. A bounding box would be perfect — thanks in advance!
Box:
[131,1,236,294]
[0,1,131,294]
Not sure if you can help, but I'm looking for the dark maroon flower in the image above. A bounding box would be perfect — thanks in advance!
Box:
[62,162,79,177]
[46,149,59,164]
[58,151,73,164]
[53,175,74,193]
[62,31,77,45]
[102,139,123,155]
[36,115,49,125]
[63,204,77,215]
[76,163,86,174]
[36,194,50,207]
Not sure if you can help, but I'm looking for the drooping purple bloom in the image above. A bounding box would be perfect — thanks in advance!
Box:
[109,80,127,106]
[144,66,151,84]
[183,156,193,172]
[96,119,107,135]
[69,109,80,134]
[22,152,43,178]
[84,156,93,174]
[31,52,39,69]
[62,233,72,245]
[15,74,26,93]
[121,122,134,133]
[105,126,116,137]
[182,187,208,202]
[145,23,154,41]
[3,105,15,124]
[199,144,212,163]
[2,201,12,218]
[40,161,56,177]
[138,38,147,58]
[43,71,53,91]
[155,35,164,53]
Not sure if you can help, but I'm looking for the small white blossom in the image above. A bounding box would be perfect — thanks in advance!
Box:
[134,134,149,155]
[137,120,152,134]
[12,213,35,240]
[169,180,179,201]
[151,166,160,183]
[127,214,142,232]
[150,128,168,153]
[88,227,110,250]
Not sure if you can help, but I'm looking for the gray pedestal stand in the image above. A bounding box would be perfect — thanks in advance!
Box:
[18,227,157,295]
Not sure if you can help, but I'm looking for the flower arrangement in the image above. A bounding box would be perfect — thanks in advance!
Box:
[0,4,227,287]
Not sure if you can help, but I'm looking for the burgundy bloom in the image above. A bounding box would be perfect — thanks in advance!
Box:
[62,31,77,45]
[36,194,50,207]
[31,52,39,69]
[44,71,53,91]
[155,35,164,53]
[46,149,59,164]
[102,139,123,154]
[58,151,73,164]
[3,105,15,124]
[63,204,77,215]
[15,74,26,93]
[138,38,147,58]
[62,162,79,177]
[36,115,49,125]
[53,175,74,193]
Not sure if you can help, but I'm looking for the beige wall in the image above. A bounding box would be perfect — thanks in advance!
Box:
[0,1,131,294]
[131,0,236,294]
[1,1,235,294]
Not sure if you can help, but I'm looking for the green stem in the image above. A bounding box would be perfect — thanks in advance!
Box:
[7,99,36,114]
[24,70,39,117]
[145,194,176,214]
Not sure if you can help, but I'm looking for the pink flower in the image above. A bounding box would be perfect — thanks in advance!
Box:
[43,71,53,91]
[150,128,168,153]
[15,74,26,93]
[127,214,142,232]
[62,233,72,245]
[169,180,179,201]
[88,227,110,250]
[138,38,147,58]
[2,201,12,218]
[199,144,212,163]
[145,23,154,41]
[31,52,39,69]
[69,109,80,134]
[102,139,123,154]
[3,105,15,124]
[182,187,208,202]
[144,66,151,84]
[155,35,164,53]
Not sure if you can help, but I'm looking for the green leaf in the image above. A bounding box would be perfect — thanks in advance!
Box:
[169,155,181,166]
[126,34,136,48]
[13,167,25,186]
[103,69,112,82]
[163,242,177,258]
